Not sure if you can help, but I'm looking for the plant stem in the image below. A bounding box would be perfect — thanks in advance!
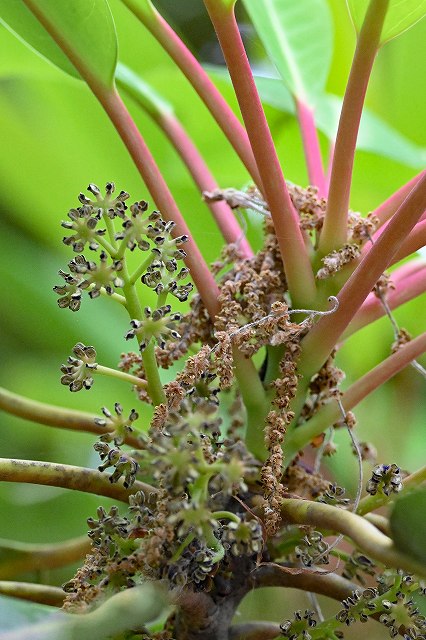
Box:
[357,465,426,516]
[116,66,253,258]
[0,458,156,502]
[280,498,426,577]
[296,172,426,387]
[319,0,389,254]
[343,260,426,338]
[0,386,140,448]
[373,171,424,228]
[129,254,156,285]
[295,99,326,197]
[0,581,65,607]
[95,364,147,389]
[203,0,317,308]
[284,331,426,459]
[100,88,221,319]
[386,218,426,264]
[233,349,269,461]
[0,535,91,580]
[120,0,261,186]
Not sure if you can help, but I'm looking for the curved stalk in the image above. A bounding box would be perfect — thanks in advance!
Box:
[0,535,91,580]
[0,387,143,449]
[319,0,389,254]
[280,498,426,577]
[0,458,156,502]
[203,0,317,308]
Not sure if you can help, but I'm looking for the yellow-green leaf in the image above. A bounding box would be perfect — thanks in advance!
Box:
[347,0,426,44]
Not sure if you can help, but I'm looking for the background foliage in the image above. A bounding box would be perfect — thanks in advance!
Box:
[0,0,424,634]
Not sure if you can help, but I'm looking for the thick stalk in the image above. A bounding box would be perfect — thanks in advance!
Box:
[284,331,426,459]
[295,100,326,197]
[0,387,141,449]
[343,261,426,338]
[120,0,261,185]
[0,535,90,580]
[203,0,317,308]
[373,171,424,228]
[387,219,426,264]
[0,459,156,502]
[319,0,389,254]
[296,172,426,386]
[280,498,426,577]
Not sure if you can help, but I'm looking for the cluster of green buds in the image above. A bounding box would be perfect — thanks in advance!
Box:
[294,530,329,567]
[60,343,97,391]
[279,610,318,640]
[317,483,351,507]
[366,463,403,496]
[125,305,182,351]
[94,403,139,445]
[94,442,139,489]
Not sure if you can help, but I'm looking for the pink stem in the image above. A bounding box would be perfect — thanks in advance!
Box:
[160,113,253,258]
[373,171,424,229]
[203,0,316,307]
[286,330,426,454]
[295,100,326,197]
[324,142,335,196]
[344,261,426,337]
[390,219,426,264]
[120,0,261,187]
[298,172,426,380]
[101,90,220,317]
[319,0,389,254]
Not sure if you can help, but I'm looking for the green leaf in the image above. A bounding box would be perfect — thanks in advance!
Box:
[390,487,426,563]
[346,0,426,44]
[0,0,117,87]
[241,0,333,106]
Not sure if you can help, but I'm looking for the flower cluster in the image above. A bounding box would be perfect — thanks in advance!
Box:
[366,463,403,496]
[60,343,97,391]
[279,609,318,640]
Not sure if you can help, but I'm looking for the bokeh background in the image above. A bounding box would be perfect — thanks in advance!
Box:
[0,0,425,634]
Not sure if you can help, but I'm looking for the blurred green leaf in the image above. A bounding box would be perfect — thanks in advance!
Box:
[116,62,174,119]
[0,595,55,631]
[0,0,117,87]
[346,0,426,44]
[390,487,426,563]
[241,0,333,106]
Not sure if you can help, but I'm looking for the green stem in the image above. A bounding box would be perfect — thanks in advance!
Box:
[0,458,156,502]
[284,332,426,460]
[129,254,155,285]
[97,286,127,306]
[280,498,426,577]
[102,212,118,251]
[319,0,390,254]
[2,584,167,640]
[121,259,166,405]
[0,386,141,448]
[357,465,426,516]
[95,364,147,389]
[211,511,241,523]
[0,581,65,607]
[0,535,91,580]
[233,349,269,461]
[203,0,317,309]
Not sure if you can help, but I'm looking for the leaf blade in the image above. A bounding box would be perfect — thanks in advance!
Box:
[241,0,333,106]
[346,0,426,43]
